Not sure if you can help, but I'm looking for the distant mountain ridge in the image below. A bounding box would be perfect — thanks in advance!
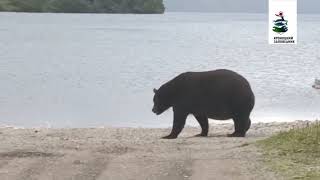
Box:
[0,0,165,14]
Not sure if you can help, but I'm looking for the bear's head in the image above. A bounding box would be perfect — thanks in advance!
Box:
[152,88,171,115]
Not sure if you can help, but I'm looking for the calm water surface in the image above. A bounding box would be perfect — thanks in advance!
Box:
[0,12,319,128]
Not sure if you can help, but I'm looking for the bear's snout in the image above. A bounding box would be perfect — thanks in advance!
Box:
[152,106,160,115]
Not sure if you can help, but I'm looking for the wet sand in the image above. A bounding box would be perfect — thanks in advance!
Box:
[0,121,311,180]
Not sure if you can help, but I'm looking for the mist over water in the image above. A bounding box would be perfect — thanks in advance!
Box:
[0,12,319,128]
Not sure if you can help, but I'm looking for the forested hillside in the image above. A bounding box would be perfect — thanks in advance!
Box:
[0,0,165,14]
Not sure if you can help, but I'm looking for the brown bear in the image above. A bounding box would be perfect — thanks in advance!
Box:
[152,69,255,139]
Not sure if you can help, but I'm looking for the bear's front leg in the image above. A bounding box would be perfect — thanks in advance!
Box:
[162,110,188,139]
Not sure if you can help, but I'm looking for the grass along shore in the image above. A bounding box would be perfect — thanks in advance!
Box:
[257,121,320,179]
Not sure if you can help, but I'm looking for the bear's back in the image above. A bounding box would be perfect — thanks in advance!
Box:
[180,69,251,94]
[173,69,254,114]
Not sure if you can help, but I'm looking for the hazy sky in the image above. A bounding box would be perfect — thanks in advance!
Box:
[164,0,319,13]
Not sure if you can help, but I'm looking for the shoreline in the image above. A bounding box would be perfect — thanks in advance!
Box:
[0,119,316,129]
[0,120,313,180]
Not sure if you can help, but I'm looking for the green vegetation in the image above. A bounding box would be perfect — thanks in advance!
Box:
[0,0,165,14]
[257,122,320,180]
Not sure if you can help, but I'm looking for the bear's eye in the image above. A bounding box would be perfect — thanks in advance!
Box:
[153,95,160,104]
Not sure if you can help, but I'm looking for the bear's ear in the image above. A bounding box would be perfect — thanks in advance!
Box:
[153,88,157,93]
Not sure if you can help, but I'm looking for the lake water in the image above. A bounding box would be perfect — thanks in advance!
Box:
[0,12,320,128]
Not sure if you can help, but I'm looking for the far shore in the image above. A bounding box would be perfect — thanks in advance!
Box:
[0,121,312,180]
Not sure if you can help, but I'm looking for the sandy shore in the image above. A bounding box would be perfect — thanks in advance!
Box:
[0,121,312,180]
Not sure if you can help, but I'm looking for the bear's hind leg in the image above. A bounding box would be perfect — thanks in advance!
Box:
[246,118,251,132]
[194,114,209,137]
[228,115,250,137]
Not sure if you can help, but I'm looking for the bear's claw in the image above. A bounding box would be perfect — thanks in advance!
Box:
[161,135,177,139]
[227,132,246,137]
[194,133,208,137]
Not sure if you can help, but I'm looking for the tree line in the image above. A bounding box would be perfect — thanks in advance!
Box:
[0,0,165,14]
